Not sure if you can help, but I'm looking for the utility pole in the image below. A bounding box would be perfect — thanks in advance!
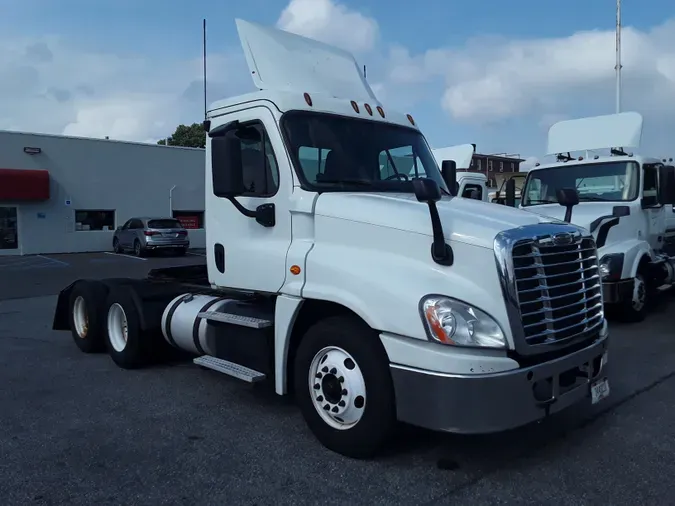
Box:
[615,0,622,114]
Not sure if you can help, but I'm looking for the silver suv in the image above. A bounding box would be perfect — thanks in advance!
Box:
[113,217,190,257]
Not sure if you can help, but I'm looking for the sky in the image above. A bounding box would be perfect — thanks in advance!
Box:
[0,0,674,168]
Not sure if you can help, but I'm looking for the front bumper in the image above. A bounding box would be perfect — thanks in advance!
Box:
[602,278,634,304]
[390,333,609,434]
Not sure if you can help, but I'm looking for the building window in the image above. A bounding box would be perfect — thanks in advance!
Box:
[477,159,482,170]
[173,210,204,229]
[488,160,493,172]
[75,210,115,231]
[499,161,504,172]
[510,162,515,171]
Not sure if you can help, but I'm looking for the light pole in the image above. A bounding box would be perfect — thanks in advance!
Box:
[615,0,622,114]
[169,185,176,216]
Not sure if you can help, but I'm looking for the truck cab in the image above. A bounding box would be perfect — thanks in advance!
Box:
[520,112,675,321]
[53,18,611,459]
[432,144,488,201]
[491,173,526,206]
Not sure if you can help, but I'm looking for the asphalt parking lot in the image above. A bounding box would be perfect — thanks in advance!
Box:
[1,254,674,505]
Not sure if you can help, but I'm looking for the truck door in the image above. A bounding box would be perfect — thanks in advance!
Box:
[206,106,292,294]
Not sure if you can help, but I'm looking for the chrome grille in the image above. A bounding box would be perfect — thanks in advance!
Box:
[511,234,603,345]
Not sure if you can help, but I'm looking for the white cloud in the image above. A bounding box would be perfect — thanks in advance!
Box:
[276,0,378,53]
[520,156,540,172]
[0,32,251,142]
[387,20,675,125]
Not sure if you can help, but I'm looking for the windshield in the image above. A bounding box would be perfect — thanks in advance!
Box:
[522,161,640,206]
[281,111,447,193]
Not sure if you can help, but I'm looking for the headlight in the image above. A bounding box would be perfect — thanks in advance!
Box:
[599,253,624,281]
[420,295,506,349]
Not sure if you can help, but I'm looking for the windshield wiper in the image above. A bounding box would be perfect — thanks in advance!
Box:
[318,178,374,185]
[578,196,609,202]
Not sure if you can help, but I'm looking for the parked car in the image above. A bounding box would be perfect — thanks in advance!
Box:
[113,217,189,257]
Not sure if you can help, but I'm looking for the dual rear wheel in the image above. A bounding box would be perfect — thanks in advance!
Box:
[68,282,398,458]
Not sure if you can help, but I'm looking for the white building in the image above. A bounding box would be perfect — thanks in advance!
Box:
[0,130,206,256]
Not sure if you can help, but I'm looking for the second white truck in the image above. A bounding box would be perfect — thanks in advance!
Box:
[51,19,611,458]
[518,112,675,321]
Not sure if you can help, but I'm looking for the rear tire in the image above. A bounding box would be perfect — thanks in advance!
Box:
[68,281,108,353]
[133,240,145,258]
[104,286,150,369]
[293,315,397,459]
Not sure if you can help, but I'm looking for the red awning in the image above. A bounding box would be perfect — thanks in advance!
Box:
[0,168,50,201]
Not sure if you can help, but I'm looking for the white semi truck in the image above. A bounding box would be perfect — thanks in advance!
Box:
[432,143,489,201]
[52,19,611,459]
[518,112,675,322]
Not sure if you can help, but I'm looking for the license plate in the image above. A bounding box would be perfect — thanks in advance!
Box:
[590,378,610,404]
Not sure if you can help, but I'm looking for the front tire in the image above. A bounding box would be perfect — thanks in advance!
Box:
[617,273,649,322]
[294,315,397,459]
[113,238,122,254]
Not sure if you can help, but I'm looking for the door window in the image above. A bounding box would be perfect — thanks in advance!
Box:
[462,183,483,200]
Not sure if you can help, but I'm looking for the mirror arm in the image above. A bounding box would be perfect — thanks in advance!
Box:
[427,202,454,266]
[227,196,257,218]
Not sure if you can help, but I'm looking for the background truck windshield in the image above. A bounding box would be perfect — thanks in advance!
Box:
[522,161,640,206]
[281,111,448,193]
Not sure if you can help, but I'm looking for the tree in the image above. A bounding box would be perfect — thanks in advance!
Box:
[158,122,205,148]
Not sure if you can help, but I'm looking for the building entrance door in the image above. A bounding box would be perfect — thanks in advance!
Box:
[0,206,20,255]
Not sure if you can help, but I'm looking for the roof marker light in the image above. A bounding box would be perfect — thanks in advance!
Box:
[351,101,360,113]
[304,93,313,106]
[376,106,385,118]
[406,114,415,126]
[364,103,373,116]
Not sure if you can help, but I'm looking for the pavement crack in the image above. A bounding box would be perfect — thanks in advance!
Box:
[423,369,675,505]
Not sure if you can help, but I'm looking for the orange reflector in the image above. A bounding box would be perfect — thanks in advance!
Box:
[376,106,385,118]
[351,101,360,113]
[290,265,301,275]
[304,93,313,106]
[364,103,373,116]
[406,114,415,126]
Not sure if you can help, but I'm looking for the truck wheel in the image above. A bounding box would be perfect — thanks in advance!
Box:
[104,286,149,369]
[68,281,107,353]
[293,315,397,459]
[618,273,649,322]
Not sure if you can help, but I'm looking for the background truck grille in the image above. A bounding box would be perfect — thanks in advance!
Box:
[511,236,603,345]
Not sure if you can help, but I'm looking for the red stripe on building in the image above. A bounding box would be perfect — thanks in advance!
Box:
[0,168,50,201]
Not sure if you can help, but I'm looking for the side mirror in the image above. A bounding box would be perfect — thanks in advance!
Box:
[413,177,442,203]
[211,136,245,198]
[556,187,580,223]
[612,205,630,217]
[658,165,675,205]
[504,178,516,207]
[441,160,457,196]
